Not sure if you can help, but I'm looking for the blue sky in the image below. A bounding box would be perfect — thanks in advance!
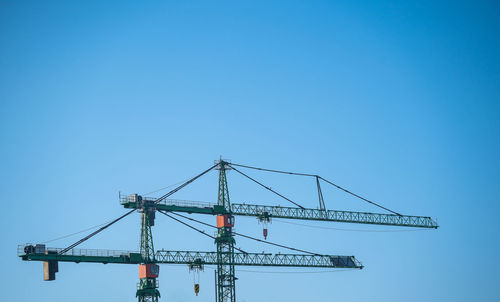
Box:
[1,1,499,301]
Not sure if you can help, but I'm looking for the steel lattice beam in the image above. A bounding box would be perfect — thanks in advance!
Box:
[120,198,438,229]
[154,250,362,268]
[18,246,362,269]
[230,203,438,228]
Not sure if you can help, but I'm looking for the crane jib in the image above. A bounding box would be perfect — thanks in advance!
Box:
[18,245,363,269]
[120,197,438,229]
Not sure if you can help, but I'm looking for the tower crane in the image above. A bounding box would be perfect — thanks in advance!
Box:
[19,159,438,302]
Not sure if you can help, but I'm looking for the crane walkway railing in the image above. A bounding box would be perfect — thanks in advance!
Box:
[18,244,136,257]
[119,194,215,209]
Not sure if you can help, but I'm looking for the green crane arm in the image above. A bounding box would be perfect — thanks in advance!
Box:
[230,203,438,228]
[18,245,362,269]
[120,196,438,229]
[154,250,362,268]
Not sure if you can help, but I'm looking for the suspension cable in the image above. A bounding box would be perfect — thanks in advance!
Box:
[157,210,248,254]
[59,209,135,255]
[143,177,195,196]
[275,219,430,232]
[236,227,322,256]
[317,176,401,215]
[230,163,317,177]
[231,162,401,215]
[229,165,305,209]
[42,220,113,244]
[155,163,219,204]
[170,212,324,256]
[43,167,213,250]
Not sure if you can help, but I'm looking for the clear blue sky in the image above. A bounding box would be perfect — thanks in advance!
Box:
[1,1,499,301]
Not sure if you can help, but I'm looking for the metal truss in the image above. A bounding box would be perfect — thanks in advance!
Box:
[230,203,438,228]
[18,246,362,269]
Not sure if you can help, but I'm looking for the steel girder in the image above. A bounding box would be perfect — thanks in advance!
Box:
[18,247,363,269]
[120,199,438,229]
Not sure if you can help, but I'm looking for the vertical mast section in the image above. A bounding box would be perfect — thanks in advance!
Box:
[134,194,160,302]
[215,159,236,302]
[141,204,155,261]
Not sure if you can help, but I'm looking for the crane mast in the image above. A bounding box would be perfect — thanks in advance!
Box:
[215,160,236,302]
[136,196,160,302]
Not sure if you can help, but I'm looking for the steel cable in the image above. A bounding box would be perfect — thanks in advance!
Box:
[231,162,401,215]
[59,209,135,255]
[155,163,219,204]
[229,165,305,209]
[170,212,324,256]
[42,221,112,244]
[158,210,248,254]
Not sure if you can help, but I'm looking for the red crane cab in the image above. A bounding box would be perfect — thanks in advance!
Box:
[139,263,159,279]
[217,214,234,228]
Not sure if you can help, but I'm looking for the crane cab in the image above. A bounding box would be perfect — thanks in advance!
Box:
[139,263,159,279]
[216,214,234,228]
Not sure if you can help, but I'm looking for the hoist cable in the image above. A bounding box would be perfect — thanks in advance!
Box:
[229,165,305,209]
[231,162,401,215]
[170,212,324,256]
[59,209,135,255]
